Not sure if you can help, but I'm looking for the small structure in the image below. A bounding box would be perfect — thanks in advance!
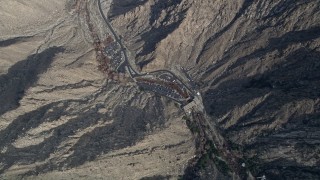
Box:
[183,95,204,113]
[257,175,266,180]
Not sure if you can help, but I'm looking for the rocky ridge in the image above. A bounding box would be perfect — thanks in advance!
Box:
[108,0,320,179]
[0,0,194,179]
[0,0,319,179]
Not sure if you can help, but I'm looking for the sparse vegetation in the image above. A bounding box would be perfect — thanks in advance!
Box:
[227,140,243,151]
[1,0,319,179]
[138,86,145,91]
[182,115,190,121]
[207,140,219,155]
[198,153,210,168]
[213,157,230,175]
[244,156,260,174]
[191,139,230,175]
[186,119,199,134]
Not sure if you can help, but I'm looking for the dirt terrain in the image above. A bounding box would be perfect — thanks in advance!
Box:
[108,0,320,179]
[1,0,320,179]
[0,0,194,179]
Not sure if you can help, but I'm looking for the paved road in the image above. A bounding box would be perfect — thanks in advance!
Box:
[97,0,138,77]
[148,69,195,95]
[97,0,195,103]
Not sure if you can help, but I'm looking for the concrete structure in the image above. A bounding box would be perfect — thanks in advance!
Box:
[183,94,204,113]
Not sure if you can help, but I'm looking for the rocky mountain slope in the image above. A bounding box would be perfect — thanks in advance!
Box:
[108,0,320,179]
[1,0,320,179]
[0,0,194,179]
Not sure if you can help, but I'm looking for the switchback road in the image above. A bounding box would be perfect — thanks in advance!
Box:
[97,0,196,104]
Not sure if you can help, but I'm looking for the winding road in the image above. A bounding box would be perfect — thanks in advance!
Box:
[97,0,196,104]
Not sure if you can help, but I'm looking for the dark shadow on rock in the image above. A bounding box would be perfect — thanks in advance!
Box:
[202,25,320,84]
[203,47,320,178]
[149,0,183,25]
[261,161,320,180]
[0,97,102,173]
[196,0,255,63]
[61,100,165,169]
[0,97,109,173]
[243,111,320,179]
[0,101,70,147]
[136,9,187,62]
[136,19,185,68]
[261,0,310,22]
[134,0,189,67]
[255,0,305,33]
[108,0,148,19]
[204,47,320,126]
[0,46,65,116]
[0,101,67,174]
[200,0,319,81]
[0,37,30,47]
[0,97,166,176]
